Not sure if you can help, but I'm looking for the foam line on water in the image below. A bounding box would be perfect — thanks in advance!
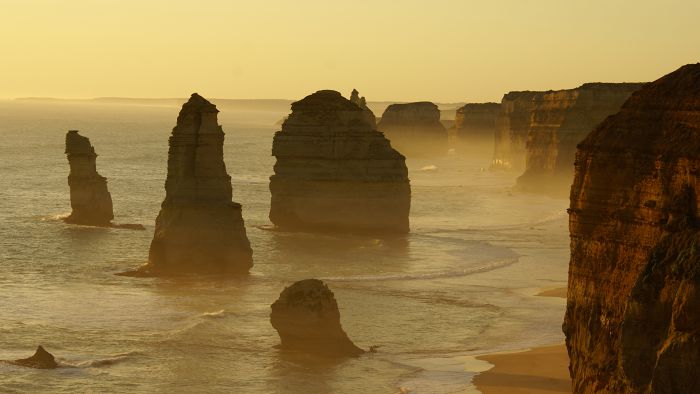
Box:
[321,257,518,282]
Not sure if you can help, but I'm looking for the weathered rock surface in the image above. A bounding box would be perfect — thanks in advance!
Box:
[452,102,500,154]
[491,91,542,170]
[516,83,644,194]
[64,130,114,226]
[6,346,58,369]
[270,279,364,357]
[269,90,410,234]
[565,64,700,393]
[349,88,376,126]
[127,93,252,276]
[377,101,447,156]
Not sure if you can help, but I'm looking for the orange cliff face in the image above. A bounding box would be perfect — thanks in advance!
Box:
[491,91,542,171]
[516,83,644,195]
[565,64,700,393]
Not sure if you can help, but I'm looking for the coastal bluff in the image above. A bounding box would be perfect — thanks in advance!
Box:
[377,101,447,156]
[269,90,410,234]
[516,82,644,194]
[565,64,700,393]
[64,130,114,226]
[491,91,542,170]
[125,93,252,276]
[452,102,500,154]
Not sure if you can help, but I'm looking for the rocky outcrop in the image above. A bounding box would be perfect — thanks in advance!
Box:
[377,101,447,156]
[64,130,114,226]
[452,102,500,154]
[565,64,700,393]
[269,90,410,234]
[349,89,376,126]
[126,94,252,276]
[516,83,644,194]
[270,279,364,357]
[491,91,542,170]
[6,346,58,369]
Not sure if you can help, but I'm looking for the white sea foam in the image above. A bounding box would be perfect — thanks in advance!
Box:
[321,257,518,282]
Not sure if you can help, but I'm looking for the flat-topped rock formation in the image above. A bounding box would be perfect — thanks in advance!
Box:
[565,64,700,393]
[269,90,410,234]
[125,93,252,276]
[491,91,542,170]
[5,346,58,369]
[452,102,500,154]
[516,83,644,195]
[377,101,447,156]
[271,279,364,357]
[64,130,114,226]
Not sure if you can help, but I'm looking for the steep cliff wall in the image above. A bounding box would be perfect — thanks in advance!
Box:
[565,64,700,393]
[64,130,114,226]
[452,102,500,155]
[131,94,252,276]
[491,91,542,170]
[377,101,447,156]
[270,90,410,234]
[516,83,644,194]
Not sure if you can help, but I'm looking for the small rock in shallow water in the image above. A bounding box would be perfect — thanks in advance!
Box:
[271,279,364,357]
[9,346,58,369]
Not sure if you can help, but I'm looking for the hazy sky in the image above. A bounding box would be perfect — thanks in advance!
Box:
[1,0,698,102]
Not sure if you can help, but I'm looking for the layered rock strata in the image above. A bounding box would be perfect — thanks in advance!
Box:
[452,102,500,154]
[516,83,644,194]
[491,91,542,170]
[269,90,410,234]
[270,279,364,357]
[64,130,114,226]
[565,64,700,393]
[131,93,253,276]
[377,101,447,156]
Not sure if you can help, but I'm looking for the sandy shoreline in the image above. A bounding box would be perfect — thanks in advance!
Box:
[473,344,571,393]
[536,287,567,298]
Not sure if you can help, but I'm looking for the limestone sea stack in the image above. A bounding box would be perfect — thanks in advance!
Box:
[269,90,410,234]
[270,279,364,357]
[452,102,500,154]
[491,91,542,170]
[377,101,447,156]
[132,93,252,276]
[516,83,644,195]
[565,64,700,393]
[64,130,114,226]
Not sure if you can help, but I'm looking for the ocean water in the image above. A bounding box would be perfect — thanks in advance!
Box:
[0,100,569,393]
